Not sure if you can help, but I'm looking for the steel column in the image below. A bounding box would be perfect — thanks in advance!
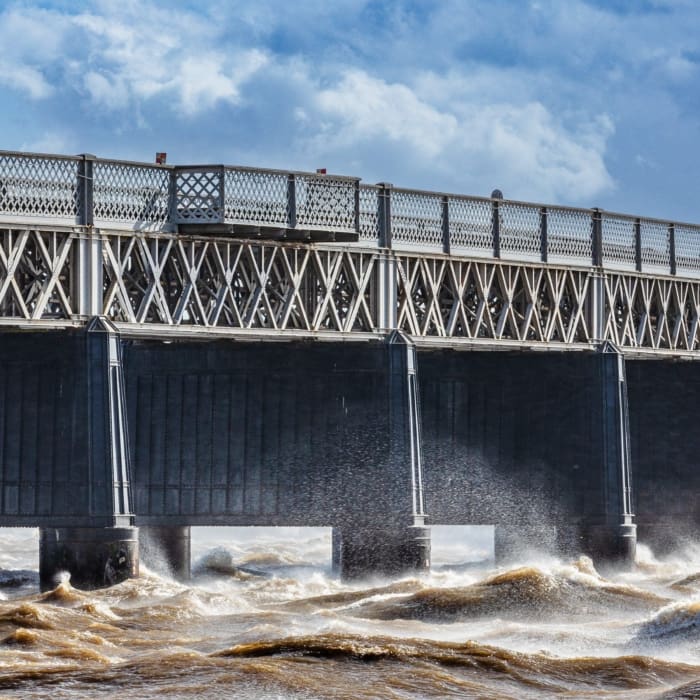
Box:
[582,342,636,565]
[332,331,430,579]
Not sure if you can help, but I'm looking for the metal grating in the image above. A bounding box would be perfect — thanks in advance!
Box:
[499,202,541,259]
[675,225,700,277]
[639,220,670,272]
[547,207,592,263]
[223,167,288,227]
[390,190,443,250]
[358,185,379,241]
[176,168,224,224]
[296,175,356,231]
[447,196,493,255]
[93,161,171,229]
[602,215,636,269]
[0,153,79,221]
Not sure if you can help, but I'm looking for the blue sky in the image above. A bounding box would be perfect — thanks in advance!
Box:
[1,0,699,222]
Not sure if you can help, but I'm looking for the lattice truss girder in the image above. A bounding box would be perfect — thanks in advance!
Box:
[395,256,593,343]
[604,273,700,350]
[101,236,378,332]
[0,228,74,319]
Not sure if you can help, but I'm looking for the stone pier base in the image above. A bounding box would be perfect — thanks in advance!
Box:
[332,525,430,580]
[39,527,138,591]
[139,526,191,579]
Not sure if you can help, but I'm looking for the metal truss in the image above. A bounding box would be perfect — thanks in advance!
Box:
[604,273,700,351]
[101,234,378,333]
[2,225,700,356]
[0,228,74,320]
[395,255,593,344]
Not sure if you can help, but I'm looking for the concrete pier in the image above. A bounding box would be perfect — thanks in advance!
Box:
[332,525,430,580]
[139,526,191,579]
[39,527,138,591]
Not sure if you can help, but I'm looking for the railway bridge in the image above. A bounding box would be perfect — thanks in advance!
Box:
[0,150,698,588]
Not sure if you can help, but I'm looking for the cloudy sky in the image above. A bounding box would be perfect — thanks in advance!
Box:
[1,0,699,222]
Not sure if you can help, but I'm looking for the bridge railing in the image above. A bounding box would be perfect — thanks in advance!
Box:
[1,150,700,278]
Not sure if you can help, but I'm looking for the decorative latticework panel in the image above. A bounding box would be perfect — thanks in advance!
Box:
[0,154,79,222]
[391,191,443,250]
[602,215,636,269]
[396,254,592,344]
[639,220,670,272]
[547,207,592,263]
[605,272,700,351]
[674,225,700,278]
[499,202,541,259]
[93,162,171,229]
[447,196,493,255]
[102,234,378,333]
[358,186,379,241]
[0,228,75,319]
[175,169,224,223]
[223,168,288,227]
[296,175,356,231]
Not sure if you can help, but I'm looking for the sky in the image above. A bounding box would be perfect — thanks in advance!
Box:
[1,0,699,223]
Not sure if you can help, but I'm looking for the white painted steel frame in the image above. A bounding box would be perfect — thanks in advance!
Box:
[2,226,700,357]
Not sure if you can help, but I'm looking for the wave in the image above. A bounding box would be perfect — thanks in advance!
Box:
[634,600,700,643]
[347,560,668,622]
[193,547,273,578]
[214,632,699,694]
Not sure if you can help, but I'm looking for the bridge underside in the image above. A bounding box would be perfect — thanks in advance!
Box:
[0,327,697,586]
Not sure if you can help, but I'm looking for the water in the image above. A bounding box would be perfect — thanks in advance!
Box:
[0,527,699,699]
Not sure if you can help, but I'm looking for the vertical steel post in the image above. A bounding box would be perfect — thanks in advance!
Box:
[74,155,102,318]
[376,183,397,331]
[77,154,95,227]
[588,209,606,342]
[669,223,676,276]
[287,174,297,229]
[216,165,226,224]
[540,206,548,263]
[378,183,393,249]
[492,198,501,258]
[441,195,450,255]
[353,179,361,236]
[592,208,603,267]
[634,218,642,272]
[167,167,178,230]
[377,252,398,331]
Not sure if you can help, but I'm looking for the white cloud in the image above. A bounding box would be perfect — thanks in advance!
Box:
[309,69,614,202]
[5,0,697,215]
[83,71,129,110]
[20,131,75,155]
[178,50,269,115]
[0,61,53,99]
[67,3,270,115]
[316,71,458,158]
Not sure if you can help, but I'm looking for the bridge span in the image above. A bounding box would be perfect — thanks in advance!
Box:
[0,150,697,587]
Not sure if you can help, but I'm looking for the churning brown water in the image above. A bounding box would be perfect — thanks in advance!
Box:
[0,527,699,699]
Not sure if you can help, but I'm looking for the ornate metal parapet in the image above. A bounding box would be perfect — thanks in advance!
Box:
[2,149,700,279]
[173,165,362,239]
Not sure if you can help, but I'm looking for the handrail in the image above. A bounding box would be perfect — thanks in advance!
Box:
[0,149,699,277]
